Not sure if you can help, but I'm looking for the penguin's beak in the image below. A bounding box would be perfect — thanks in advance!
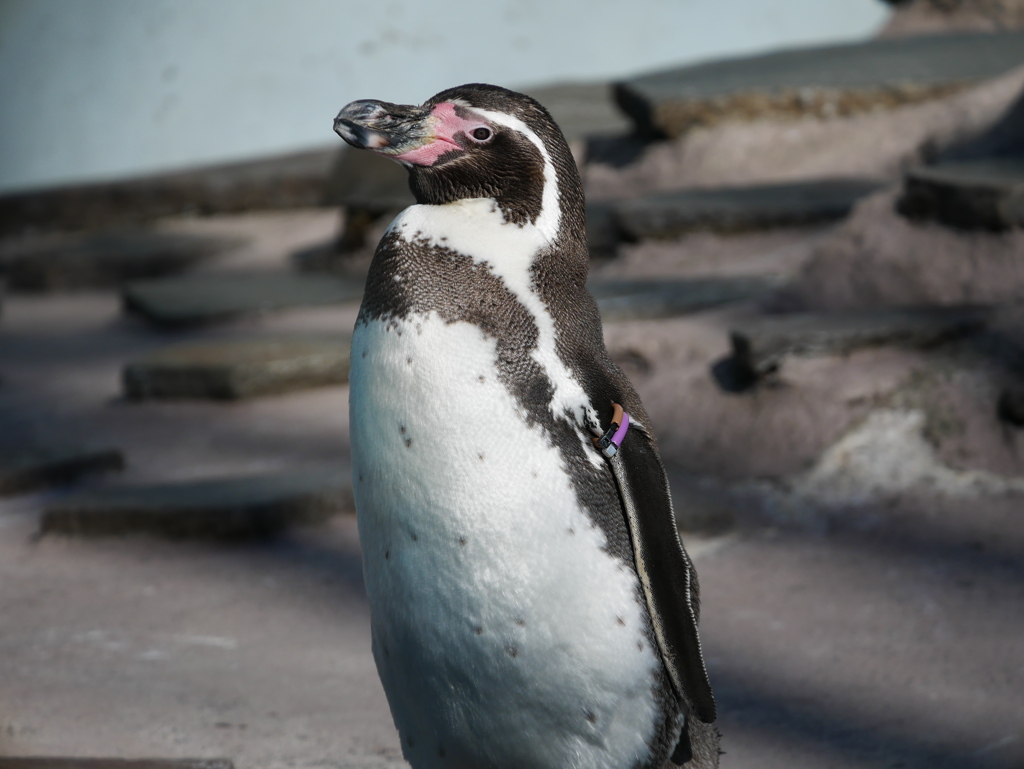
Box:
[334,99,463,166]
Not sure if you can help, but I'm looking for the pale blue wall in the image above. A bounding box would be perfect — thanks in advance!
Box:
[0,0,888,193]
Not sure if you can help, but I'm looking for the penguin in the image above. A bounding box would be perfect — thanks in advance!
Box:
[334,83,719,769]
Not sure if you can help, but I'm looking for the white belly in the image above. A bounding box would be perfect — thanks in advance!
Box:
[350,312,661,769]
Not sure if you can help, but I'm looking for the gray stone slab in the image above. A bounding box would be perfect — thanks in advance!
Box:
[591,276,780,321]
[612,179,882,240]
[324,146,413,211]
[525,82,633,141]
[0,447,124,497]
[615,31,1024,137]
[727,307,987,381]
[667,472,737,535]
[898,156,1024,230]
[997,382,1024,427]
[0,230,241,292]
[123,272,364,327]
[585,202,620,260]
[0,761,233,769]
[124,336,351,400]
[0,146,336,237]
[41,470,353,539]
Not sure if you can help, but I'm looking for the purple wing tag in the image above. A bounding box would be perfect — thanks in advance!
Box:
[595,405,630,458]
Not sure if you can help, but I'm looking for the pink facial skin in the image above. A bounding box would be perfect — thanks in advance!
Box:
[393,102,484,166]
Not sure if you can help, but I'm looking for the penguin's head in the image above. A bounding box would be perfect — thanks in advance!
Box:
[334,83,583,235]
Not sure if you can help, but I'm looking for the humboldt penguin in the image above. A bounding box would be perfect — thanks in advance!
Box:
[334,83,719,769]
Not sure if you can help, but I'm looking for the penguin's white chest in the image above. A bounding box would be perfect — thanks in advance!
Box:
[350,312,661,769]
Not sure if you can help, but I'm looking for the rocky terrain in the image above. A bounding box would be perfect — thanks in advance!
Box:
[1,11,1023,769]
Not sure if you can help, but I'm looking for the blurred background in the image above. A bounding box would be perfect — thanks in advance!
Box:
[1,2,1023,769]
[0,0,888,192]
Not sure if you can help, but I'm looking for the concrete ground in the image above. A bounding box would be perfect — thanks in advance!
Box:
[1,210,1022,769]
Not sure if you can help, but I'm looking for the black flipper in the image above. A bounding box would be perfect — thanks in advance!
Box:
[606,418,717,725]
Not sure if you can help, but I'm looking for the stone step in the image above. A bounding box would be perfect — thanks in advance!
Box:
[897,156,1024,230]
[591,276,781,321]
[0,230,241,292]
[123,272,364,327]
[0,447,124,497]
[526,81,633,142]
[325,146,413,213]
[123,335,351,400]
[0,760,233,769]
[41,470,353,539]
[615,31,1024,138]
[721,307,986,386]
[665,470,737,535]
[611,178,882,240]
[0,146,337,237]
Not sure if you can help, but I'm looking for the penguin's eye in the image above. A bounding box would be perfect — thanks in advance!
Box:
[470,127,492,142]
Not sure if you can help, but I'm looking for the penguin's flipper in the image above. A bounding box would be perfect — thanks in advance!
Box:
[608,420,717,724]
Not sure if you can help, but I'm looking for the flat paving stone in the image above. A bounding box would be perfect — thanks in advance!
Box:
[0,447,124,496]
[123,336,351,400]
[591,276,780,321]
[615,31,1024,137]
[667,472,737,535]
[123,272,364,327]
[898,156,1024,230]
[526,81,633,141]
[726,307,987,382]
[0,230,241,292]
[324,146,413,212]
[41,470,354,539]
[0,761,233,769]
[612,178,882,239]
[0,146,337,237]
[585,202,620,259]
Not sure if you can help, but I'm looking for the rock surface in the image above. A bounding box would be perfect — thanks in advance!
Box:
[614,32,1024,137]
[124,336,351,400]
[0,148,337,237]
[324,148,412,213]
[726,306,987,381]
[587,65,1024,200]
[0,447,125,496]
[898,156,1024,229]
[880,0,1024,36]
[527,81,634,143]
[41,470,353,539]
[592,277,780,321]
[0,230,240,292]
[665,471,737,534]
[791,189,1024,311]
[3,206,1024,769]
[612,179,881,239]
[0,760,233,769]
[123,273,364,327]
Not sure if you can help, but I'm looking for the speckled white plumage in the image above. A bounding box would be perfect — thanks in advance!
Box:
[348,96,675,769]
[350,309,661,769]
[385,198,602,466]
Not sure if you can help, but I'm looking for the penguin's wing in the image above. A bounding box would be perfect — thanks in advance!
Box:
[608,419,717,724]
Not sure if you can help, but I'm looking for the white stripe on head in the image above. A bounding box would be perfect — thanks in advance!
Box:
[466,107,562,243]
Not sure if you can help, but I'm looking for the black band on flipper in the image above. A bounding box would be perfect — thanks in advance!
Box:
[602,408,717,724]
